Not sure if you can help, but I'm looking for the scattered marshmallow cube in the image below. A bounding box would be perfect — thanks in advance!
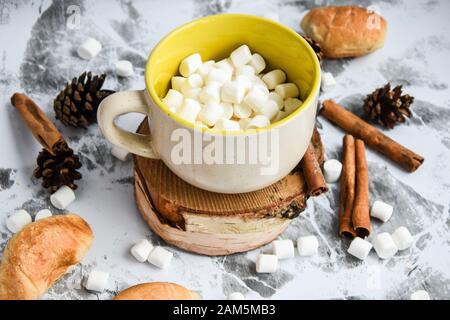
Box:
[370,200,393,222]
[247,115,271,129]
[147,246,173,269]
[179,53,202,77]
[391,226,414,250]
[187,73,204,88]
[199,82,221,104]
[235,65,255,77]
[273,240,295,259]
[197,60,215,79]
[85,270,109,292]
[162,89,184,111]
[198,102,224,127]
[275,83,299,99]
[34,209,52,221]
[177,99,201,123]
[221,81,246,104]
[323,159,342,183]
[214,118,240,131]
[268,92,283,109]
[6,209,32,233]
[262,69,286,90]
[221,102,234,120]
[130,239,154,263]
[256,254,278,273]
[410,290,430,300]
[171,76,186,92]
[258,100,279,120]
[115,60,134,77]
[284,98,303,114]
[230,45,252,67]
[233,103,252,119]
[244,87,267,113]
[228,292,245,300]
[206,67,230,85]
[372,232,398,259]
[248,53,266,74]
[321,72,336,92]
[297,235,319,256]
[77,38,102,60]
[347,237,373,260]
[50,185,76,210]
[111,145,130,161]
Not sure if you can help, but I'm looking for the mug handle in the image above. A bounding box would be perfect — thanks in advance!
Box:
[97,90,159,159]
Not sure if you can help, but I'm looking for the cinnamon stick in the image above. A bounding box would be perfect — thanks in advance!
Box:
[300,143,328,197]
[10,93,65,155]
[338,135,356,237]
[352,139,371,238]
[320,100,424,172]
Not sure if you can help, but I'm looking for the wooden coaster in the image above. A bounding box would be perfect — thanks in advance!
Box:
[134,119,324,255]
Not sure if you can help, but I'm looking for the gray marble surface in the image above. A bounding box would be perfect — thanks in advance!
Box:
[0,0,449,300]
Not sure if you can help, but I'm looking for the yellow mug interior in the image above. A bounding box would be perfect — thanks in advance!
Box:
[145,14,320,133]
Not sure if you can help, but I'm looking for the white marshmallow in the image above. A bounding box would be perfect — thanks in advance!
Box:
[323,159,342,183]
[244,87,267,113]
[273,239,295,259]
[221,102,234,120]
[247,115,270,129]
[187,73,204,88]
[147,246,173,269]
[268,92,283,110]
[284,98,303,114]
[111,145,130,161]
[130,239,154,263]
[275,83,299,99]
[372,232,398,259]
[177,99,202,123]
[370,200,393,222]
[228,292,245,300]
[206,67,230,85]
[182,87,201,100]
[235,75,253,93]
[239,118,251,130]
[34,209,52,221]
[391,226,414,250]
[214,118,240,131]
[347,237,373,260]
[199,82,221,104]
[297,235,319,256]
[233,103,252,119]
[171,76,186,92]
[235,65,255,77]
[50,185,75,210]
[114,60,134,77]
[197,60,215,79]
[215,59,234,75]
[321,72,336,92]
[248,53,266,74]
[85,270,109,292]
[77,38,102,60]
[6,209,32,233]
[179,53,202,77]
[272,110,287,122]
[252,76,269,90]
[258,100,279,120]
[162,89,184,111]
[410,290,430,300]
[230,45,252,67]
[198,102,224,127]
[256,254,278,273]
[262,69,286,90]
[221,81,246,104]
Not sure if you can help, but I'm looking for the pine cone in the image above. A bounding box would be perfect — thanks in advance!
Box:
[33,141,82,193]
[363,83,414,129]
[301,34,323,64]
[54,72,114,128]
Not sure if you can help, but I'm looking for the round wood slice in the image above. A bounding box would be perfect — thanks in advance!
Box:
[133,119,324,255]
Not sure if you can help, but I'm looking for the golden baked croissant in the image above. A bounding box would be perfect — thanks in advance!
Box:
[114,282,200,300]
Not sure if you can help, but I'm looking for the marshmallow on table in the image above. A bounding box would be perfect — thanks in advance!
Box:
[179,53,202,77]
[85,270,109,292]
[6,209,32,233]
[248,53,266,74]
[235,65,255,77]
[297,235,319,256]
[177,99,201,123]
[262,69,286,90]
[370,200,393,222]
[214,118,240,131]
[34,209,52,221]
[273,239,295,259]
[275,83,299,99]
[171,76,186,92]
[244,87,268,113]
[200,82,221,104]
[111,145,130,161]
[410,290,430,300]
[323,159,342,183]
[162,89,184,111]
[247,115,270,129]
[115,60,134,77]
[198,102,224,127]
[230,45,252,67]
[347,237,373,260]
[284,98,303,114]
[147,246,173,269]
[258,100,279,120]
[256,254,278,273]
[372,232,398,259]
[321,72,336,92]
[391,226,414,250]
[221,102,234,120]
[77,38,102,60]
[228,292,245,300]
[130,239,154,263]
[233,103,252,119]
[50,185,76,210]
[221,81,246,104]
[268,92,283,109]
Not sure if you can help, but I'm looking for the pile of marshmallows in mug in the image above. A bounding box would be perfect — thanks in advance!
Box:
[161,45,303,130]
